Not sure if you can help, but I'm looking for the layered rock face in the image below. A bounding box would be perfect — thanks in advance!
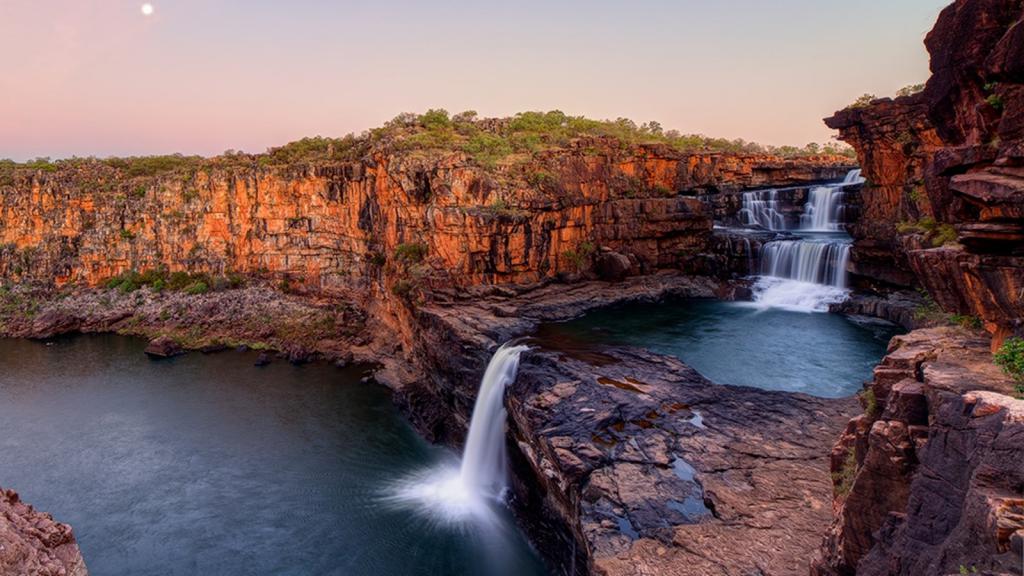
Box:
[0,142,848,297]
[813,328,1023,575]
[825,0,1024,346]
[816,2,1024,573]
[0,488,88,576]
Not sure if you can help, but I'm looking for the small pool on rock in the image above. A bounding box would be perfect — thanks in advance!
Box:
[0,335,547,576]
[539,298,899,398]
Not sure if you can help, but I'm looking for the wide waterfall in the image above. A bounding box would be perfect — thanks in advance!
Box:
[386,342,529,524]
[760,240,851,288]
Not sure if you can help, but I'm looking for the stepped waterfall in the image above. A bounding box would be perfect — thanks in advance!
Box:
[741,169,862,311]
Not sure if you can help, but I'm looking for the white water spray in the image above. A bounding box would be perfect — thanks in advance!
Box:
[741,169,862,311]
[460,343,530,494]
[385,342,529,523]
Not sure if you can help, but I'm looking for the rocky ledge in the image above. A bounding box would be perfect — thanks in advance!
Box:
[511,345,856,576]
[391,272,854,575]
[813,327,1023,575]
[0,487,88,576]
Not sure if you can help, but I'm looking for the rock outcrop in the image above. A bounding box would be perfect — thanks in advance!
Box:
[403,273,855,576]
[825,0,1024,347]
[817,2,1024,573]
[813,327,1023,575]
[0,487,88,576]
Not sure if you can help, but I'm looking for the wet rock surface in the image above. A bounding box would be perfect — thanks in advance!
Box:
[0,487,88,576]
[511,346,856,576]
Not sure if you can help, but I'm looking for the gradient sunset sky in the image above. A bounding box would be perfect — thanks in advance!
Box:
[1,0,949,161]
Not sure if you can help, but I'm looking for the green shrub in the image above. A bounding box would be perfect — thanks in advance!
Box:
[167,271,193,291]
[420,109,451,130]
[832,450,858,497]
[896,217,958,246]
[183,280,209,295]
[462,133,513,168]
[394,243,428,263]
[994,337,1024,397]
[846,94,877,110]
[861,388,880,420]
[913,291,947,324]
[391,279,416,298]
[120,229,135,240]
[896,84,925,98]
[986,93,1004,111]
[950,314,983,330]
[563,241,596,271]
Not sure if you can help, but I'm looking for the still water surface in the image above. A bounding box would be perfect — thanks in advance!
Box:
[0,335,546,576]
[540,298,898,398]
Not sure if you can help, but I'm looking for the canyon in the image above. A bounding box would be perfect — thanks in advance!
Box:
[1,1,1023,575]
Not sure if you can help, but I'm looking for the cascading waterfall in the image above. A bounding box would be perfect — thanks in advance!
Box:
[386,342,529,524]
[760,240,851,288]
[800,186,847,231]
[799,169,863,231]
[739,189,786,230]
[743,169,862,311]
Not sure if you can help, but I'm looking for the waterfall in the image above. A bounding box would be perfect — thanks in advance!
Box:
[751,239,851,312]
[386,342,529,523]
[844,168,864,184]
[760,240,851,288]
[800,186,847,231]
[743,237,753,276]
[460,343,529,494]
[736,169,862,311]
[739,189,786,230]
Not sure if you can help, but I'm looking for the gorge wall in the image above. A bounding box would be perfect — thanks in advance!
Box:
[0,142,850,297]
[816,1,1024,574]
[825,0,1024,348]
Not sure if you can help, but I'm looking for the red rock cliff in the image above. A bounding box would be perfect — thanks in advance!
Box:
[0,137,849,298]
[816,2,1024,574]
[826,0,1024,347]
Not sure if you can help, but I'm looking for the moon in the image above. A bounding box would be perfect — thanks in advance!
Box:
[141,3,154,16]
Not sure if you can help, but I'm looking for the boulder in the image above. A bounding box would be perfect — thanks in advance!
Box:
[144,336,184,358]
[594,251,632,281]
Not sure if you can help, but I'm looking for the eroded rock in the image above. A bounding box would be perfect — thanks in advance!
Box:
[0,487,88,576]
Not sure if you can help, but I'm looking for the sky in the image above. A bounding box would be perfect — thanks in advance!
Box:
[0,0,950,161]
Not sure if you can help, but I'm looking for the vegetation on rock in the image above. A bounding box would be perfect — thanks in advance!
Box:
[994,337,1024,397]
[896,217,958,247]
[0,111,855,187]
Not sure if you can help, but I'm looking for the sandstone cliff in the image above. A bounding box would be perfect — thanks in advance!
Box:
[825,0,1024,347]
[0,136,849,297]
[816,1,1024,573]
[813,328,1023,575]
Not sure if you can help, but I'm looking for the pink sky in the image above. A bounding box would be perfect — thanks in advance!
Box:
[0,0,950,160]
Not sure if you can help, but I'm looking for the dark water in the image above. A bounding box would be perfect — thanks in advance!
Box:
[0,335,546,576]
[539,299,898,398]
